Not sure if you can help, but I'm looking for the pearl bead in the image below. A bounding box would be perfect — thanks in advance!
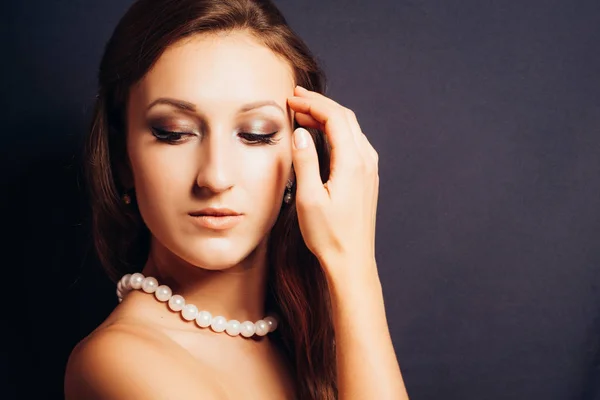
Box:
[265,316,278,332]
[255,320,269,337]
[181,304,198,321]
[129,273,145,289]
[211,316,227,333]
[154,285,172,302]
[120,274,132,288]
[168,295,185,312]
[196,311,212,328]
[240,321,256,338]
[142,277,159,293]
[225,320,241,336]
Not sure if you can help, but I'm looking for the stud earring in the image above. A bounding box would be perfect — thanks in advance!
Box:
[283,179,294,204]
[122,193,132,205]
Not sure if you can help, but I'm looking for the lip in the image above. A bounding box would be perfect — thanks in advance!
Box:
[188,208,244,231]
[189,207,242,217]
[189,214,244,230]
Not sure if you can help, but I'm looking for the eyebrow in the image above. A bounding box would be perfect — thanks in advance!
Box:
[146,97,286,115]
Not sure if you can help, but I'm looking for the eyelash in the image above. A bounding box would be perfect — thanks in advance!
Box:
[150,127,280,145]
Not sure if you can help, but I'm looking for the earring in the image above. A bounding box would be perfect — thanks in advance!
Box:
[283,179,293,204]
[122,193,132,205]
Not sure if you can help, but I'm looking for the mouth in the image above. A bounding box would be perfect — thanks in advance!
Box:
[189,215,244,230]
[189,208,242,217]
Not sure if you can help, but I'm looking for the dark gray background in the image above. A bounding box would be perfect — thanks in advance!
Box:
[1,0,599,399]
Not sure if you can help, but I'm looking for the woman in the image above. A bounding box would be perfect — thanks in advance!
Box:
[64,0,408,398]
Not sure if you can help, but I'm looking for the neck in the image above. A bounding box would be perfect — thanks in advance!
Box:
[140,235,270,323]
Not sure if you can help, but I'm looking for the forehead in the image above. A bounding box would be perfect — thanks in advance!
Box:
[131,31,295,111]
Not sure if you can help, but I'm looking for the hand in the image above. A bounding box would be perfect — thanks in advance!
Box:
[287,85,379,281]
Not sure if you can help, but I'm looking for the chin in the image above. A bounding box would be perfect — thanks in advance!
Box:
[179,236,257,271]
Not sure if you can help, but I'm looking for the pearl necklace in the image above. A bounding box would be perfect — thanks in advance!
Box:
[117,273,278,338]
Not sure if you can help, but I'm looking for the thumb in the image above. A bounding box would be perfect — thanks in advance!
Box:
[291,127,326,203]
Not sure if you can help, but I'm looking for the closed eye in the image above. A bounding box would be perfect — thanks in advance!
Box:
[238,132,280,145]
[151,127,281,146]
[151,127,194,144]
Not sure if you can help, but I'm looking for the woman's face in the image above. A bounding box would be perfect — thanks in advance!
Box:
[125,31,295,270]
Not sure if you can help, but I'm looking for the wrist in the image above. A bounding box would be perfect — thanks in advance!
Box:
[320,256,382,297]
[323,257,390,340]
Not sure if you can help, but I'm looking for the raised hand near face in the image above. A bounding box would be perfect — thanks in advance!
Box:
[287,85,379,283]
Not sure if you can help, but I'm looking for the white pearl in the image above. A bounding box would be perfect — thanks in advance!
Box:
[181,304,198,321]
[117,284,127,299]
[264,316,278,332]
[225,320,241,336]
[117,280,123,292]
[168,295,185,312]
[120,274,132,288]
[211,316,227,333]
[154,285,172,302]
[142,277,158,294]
[196,311,212,328]
[240,321,256,338]
[255,320,269,337]
[129,273,145,289]
[120,280,131,293]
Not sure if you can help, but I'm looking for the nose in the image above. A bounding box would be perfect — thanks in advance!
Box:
[194,131,236,195]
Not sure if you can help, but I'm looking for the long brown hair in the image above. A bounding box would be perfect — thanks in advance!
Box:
[83,0,336,398]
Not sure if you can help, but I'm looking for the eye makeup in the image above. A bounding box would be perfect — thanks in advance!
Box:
[237,131,280,145]
[149,119,283,146]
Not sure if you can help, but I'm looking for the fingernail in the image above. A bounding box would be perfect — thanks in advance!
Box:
[294,128,308,149]
[296,85,308,92]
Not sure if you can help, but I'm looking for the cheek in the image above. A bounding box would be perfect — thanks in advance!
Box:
[241,146,291,205]
[127,139,195,212]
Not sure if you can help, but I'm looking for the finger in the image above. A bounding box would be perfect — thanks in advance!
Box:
[287,96,357,165]
[295,86,366,162]
[294,111,323,131]
[291,127,328,204]
[294,86,342,107]
[294,86,345,134]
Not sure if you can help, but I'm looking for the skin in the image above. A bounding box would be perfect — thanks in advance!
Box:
[64,30,408,399]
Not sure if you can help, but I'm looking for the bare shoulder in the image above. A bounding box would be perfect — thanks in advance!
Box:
[64,323,226,400]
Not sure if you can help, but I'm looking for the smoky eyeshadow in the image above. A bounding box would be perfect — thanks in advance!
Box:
[146,115,199,131]
[239,120,282,134]
[146,110,284,133]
